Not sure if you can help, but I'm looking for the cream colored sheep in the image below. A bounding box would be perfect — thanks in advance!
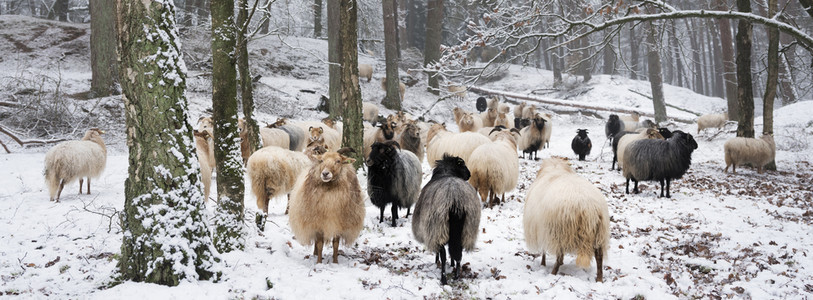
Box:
[294,121,341,151]
[259,127,290,150]
[469,130,519,208]
[514,102,526,120]
[616,128,664,170]
[380,77,406,100]
[522,105,537,120]
[480,108,497,127]
[426,127,492,168]
[724,134,775,174]
[540,113,553,149]
[289,151,364,264]
[448,85,467,100]
[494,112,512,129]
[362,102,379,123]
[697,113,728,134]
[247,146,311,215]
[523,158,610,282]
[453,107,469,124]
[358,63,373,82]
[44,128,107,202]
[193,130,216,202]
[458,112,483,133]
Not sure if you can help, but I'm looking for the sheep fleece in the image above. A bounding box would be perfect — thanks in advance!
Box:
[412,177,480,252]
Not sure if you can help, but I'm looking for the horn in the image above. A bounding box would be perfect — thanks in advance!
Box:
[385,140,401,150]
[337,147,356,156]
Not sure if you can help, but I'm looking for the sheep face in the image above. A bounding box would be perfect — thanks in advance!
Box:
[198,117,214,131]
[576,129,589,139]
[461,113,477,128]
[403,122,420,139]
[435,155,471,180]
[670,131,698,152]
[315,152,355,183]
[658,128,673,139]
[267,118,286,128]
[366,141,400,169]
[321,117,336,129]
[644,128,664,140]
[85,128,106,140]
[308,126,324,142]
[532,116,547,131]
[379,122,396,140]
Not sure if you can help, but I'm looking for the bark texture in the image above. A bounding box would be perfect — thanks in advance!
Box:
[424,0,443,94]
[382,0,401,110]
[116,0,219,284]
[339,0,364,169]
[715,0,739,120]
[90,0,118,97]
[328,0,343,118]
[764,0,778,171]
[735,0,755,138]
[647,20,667,123]
[237,0,259,155]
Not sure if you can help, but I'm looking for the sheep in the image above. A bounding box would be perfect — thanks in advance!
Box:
[469,129,519,208]
[289,151,364,264]
[639,119,657,129]
[494,112,512,129]
[540,113,553,149]
[363,121,397,159]
[615,128,664,171]
[724,134,775,174]
[571,129,592,161]
[267,118,307,152]
[486,96,510,114]
[458,112,484,133]
[44,128,107,202]
[658,127,673,139]
[523,158,609,282]
[304,138,329,160]
[295,121,341,151]
[321,117,343,134]
[514,102,526,120]
[448,85,467,100]
[480,107,497,127]
[426,126,492,168]
[623,130,698,197]
[247,146,312,219]
[517,115,547,160]
[238,118,252,164]
[411,154,481,285]
[380,77,406,100]
[366,141,422,226]
[453,107,469,124]
[605,115,623,140]
[426,122,447,146]
[192,130,216,202]
[696,112,728,134]
[397,120,424,162]
[259,127,290,150]
[476,96,488,112]
[197,116,216,167]
[358,63,373,82]
[363,102,379,124]
[522,105,537,120]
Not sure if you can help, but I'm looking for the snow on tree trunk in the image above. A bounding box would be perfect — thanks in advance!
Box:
[210,0,246,252]
[424,0,443,94]
[339,0,364,169]
[736,0,755,138]
[382,0,401,110]
[237,0,259,156]
[328,0,343,118]
[90,0,118,98]
[646,19,667,124]
[116,0,220,284]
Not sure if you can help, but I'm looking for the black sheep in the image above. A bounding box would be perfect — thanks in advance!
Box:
[476,96,488,112]
[366,141,422,227]
[412,155,480,285]
[658,127,673,139]
[623,131,698,198]
[571,129,592,161]
[605,114,623,140]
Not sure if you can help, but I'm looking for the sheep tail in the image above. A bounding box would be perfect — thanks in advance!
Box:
[575,248,593,268]
[448,208,465,263]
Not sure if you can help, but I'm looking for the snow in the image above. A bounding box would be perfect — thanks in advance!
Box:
[2,15,813,299]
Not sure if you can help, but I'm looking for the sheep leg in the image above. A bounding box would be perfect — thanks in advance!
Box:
[625,178,630,194]
[391,204,399,227]
[551,253,564,275]
[595,248,604,282]
[541,253,546,266]
[659,179,665,198]
[666,179,671,198]
[435,253,440,267]
[633,180,640,194]
[255,213,266,232]
[612,155,617,170]
[439,248,448,285]
[315,235,324,263]
[406,206,411,217]
[79,178,83,194]
[379,206,385,224]
[86,178,91,195]
[332,237,340,263]
[56,180,65,202]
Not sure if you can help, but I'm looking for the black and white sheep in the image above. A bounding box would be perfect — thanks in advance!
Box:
[363,121,397,159]
[571,129,592,161]
[623,131,698,197]
[724,134,776,174]
[366,141,422,227]
[44,128,107,202]
[517,115,547,160]
[412,155,481,285]
[523,158,609,282]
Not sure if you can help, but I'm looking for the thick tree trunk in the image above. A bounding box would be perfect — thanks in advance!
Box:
[424,0,443,94]
[211,0,245,252]
[647,20,667,123]
[116,0,219,284]
[314,0,322,38]
[764,0,778,171]
[629,25,639,80]
[715,0,739,120]
[382,0,401,110]
[736,0,755,138]
[339,0,364,169]
[328,0,343,118]
[237,0,259,156]
[90,0,118,98]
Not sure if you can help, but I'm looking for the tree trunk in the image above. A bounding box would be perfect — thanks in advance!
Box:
[328,0,343,118]
[735,0,755,138]
[116,0,219,284]
[629,25,638,80]
[716,0,739,120]
[709,20,725,98]
[778,20,798,105]
[210,0,245,252]
[90,0,118,98]
[670,21,684,87]
[399,0,410,50]
[339,0,364,169]
[763,0,778,171]
[382,0,401,110]
[647,20,667,123]
[688,19,704,95]
[50,0,68,21]
[579,37,591,82]
[424,0,443,94]
[313,0,322,38]
[393,0,401,58]
[237,0,259,157]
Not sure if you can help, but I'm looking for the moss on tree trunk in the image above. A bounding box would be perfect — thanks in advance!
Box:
[339,0,364,169]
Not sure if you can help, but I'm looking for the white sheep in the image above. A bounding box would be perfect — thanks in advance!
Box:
[480,107,497,127]
[259,127,290,150]
[724,134,775,174]
[193,130,216,202]
[521,105,537,120]
[523,157,610,282]
[494,112,513,129]
[358,63,373,82]
[619,112,640,132]
[469,130,519,208]
[448,85,467,100]
[514,102,526,120]
[426,126,491,168]
[247,146,312,216]
[289,151,365,264]
[540,113,553,149]
[295,121,341,151]
[44,128,107,202]
[458,112,483,133]
[696,112,728,134]
[362,102,379,124]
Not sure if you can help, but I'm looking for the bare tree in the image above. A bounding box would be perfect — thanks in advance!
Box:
[763,0,779,170]
[314,0,322,38]
[646,18,667,123]
[424,0,443,94]
[236,0,259,158]
[382,0,401,110]
[339,0,364,168]
[90,0,118,98]
[328,0,343,118]
[736,0,755,138]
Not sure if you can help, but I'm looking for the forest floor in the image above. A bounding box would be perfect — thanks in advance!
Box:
[1,15,812,299]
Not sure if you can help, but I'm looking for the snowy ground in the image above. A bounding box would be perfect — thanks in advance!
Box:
[2,15,813,299]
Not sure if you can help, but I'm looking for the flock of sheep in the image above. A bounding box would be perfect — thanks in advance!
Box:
[40,90,778,285]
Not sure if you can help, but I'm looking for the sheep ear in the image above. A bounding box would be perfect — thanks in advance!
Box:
[391,122,397,128]
[319,127,324,133]
[342,157,356,164]
[309,126,313,131]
